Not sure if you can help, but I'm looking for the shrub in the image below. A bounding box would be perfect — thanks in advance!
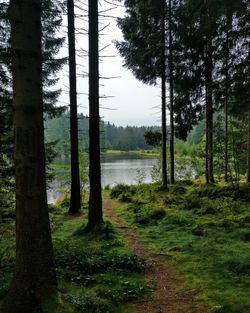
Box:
[183,196,202,210]
[169,185,187,195]
[66,292,112,313]
[150,208,166,220]
[110,184,135,200]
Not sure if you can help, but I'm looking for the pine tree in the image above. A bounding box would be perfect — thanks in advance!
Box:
[0,0,66,216]
[116,0,168,189]
[67,0,81,215]
[2,0,57,311]
[86,0,104,231]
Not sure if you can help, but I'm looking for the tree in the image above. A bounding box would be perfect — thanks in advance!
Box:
[144,130,162,147]
[87,0,103,231]
[0,0,66,217]
[174,0,223,183]
[168,0,175,184]
[116,0,168,189]
[67,0,81,215]
[1,0,57,312]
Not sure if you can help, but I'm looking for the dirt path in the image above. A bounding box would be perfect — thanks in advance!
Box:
[104,198,211,313]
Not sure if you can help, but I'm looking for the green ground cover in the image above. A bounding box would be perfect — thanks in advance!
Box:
[110,182,250,313]
[0,202,151,313]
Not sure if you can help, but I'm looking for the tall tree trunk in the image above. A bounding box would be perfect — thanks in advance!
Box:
[87,0,103,230]
[161,0,168,190]
[205,36,214,184]
[67,0,81,215]
[168,0,175,184]
[224,30,229,182]
[2,0,57,312]
[205,45,209,184]
[247,103,250,183]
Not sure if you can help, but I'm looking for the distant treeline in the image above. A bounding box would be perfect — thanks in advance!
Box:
[45,113,162,160]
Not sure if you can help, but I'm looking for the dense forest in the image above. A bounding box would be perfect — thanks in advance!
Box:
[45,113,161,158]
[0,0,249,312]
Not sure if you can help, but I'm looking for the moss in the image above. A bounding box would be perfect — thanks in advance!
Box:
[114,182,250,312]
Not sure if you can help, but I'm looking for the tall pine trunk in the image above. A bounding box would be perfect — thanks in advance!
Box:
[161,0,168,190]
[67,0,81,215]
[87,0,103,230]
[247,103,250,183]
[205,37,214,184]
[168,0,175,184]
[2,0,57,312]
[224,30,229,182]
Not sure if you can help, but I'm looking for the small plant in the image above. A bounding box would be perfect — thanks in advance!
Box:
[110,184,135,200]
[134,169,146,185]
[66,292,112,313]
[183,196,202,210]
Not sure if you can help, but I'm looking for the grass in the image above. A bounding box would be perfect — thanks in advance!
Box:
[0,201,151,313]
[111,182,250,313]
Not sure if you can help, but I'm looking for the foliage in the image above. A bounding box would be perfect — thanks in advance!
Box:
[0,202,151,312]
[134,169,146,185]
[45,113,160,160]
[0,0,66,218]
[115,182,250,312]
[144,130,161,147]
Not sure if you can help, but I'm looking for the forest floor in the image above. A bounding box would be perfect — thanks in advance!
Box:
[104,198,211,313]
[1,182,250,313]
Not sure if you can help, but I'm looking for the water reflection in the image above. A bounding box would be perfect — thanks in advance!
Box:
[47,153,157,204]
[101,156,157,187]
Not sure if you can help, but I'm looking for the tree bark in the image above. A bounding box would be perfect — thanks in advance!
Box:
[168,0,175,184]
[87,0,103,230]
[224,30,229,182]
[2,0,57,312]
[247,103,250,183]
[161,0,168,190]
[205,36,214,184]
[67,0,81,215]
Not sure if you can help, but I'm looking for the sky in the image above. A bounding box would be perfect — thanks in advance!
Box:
[57,0,166,127]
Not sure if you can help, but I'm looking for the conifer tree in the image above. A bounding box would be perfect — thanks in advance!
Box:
[2,0,57,311]
[67,0,81,215]
[87,0,104,231]
[116,0,168,189]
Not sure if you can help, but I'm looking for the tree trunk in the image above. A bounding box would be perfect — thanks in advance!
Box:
[2,0,57,312]
[247,103,250,183]
[205,36,214,184]
[161,0,168,190]
[168,0,175,185]
[67,0,81,215]
[224,30,229,182]
[87,0,103,230]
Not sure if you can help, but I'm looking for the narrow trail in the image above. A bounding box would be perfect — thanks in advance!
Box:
[104,198,211,313]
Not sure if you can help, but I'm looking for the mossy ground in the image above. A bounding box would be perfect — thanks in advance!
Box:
[110,182,250,313]
[0,198,150,313]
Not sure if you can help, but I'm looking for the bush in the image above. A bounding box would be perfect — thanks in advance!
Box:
[55,242,146,275]
[183,196,202,210]
[169,185,187,195]
[66,292,112,313]
[110,184,135,200]
[150,208,166,220]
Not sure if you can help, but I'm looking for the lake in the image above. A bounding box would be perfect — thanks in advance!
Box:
[101,153,157,187]
[47,153,158,204]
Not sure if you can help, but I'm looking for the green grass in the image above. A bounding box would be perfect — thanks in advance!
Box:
[112,182,250,313]
[0,204,151,313]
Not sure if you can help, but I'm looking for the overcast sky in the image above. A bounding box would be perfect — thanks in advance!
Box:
[57,0,165,127]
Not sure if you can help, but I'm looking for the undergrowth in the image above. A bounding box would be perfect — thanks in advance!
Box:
[111,182,250,313]
[0,202,151,313]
